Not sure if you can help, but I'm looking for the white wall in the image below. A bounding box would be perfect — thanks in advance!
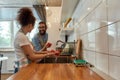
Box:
[46,7,62,50]
[69,0,120,80]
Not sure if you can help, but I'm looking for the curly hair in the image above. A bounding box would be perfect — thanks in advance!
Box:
[17,7,36,27]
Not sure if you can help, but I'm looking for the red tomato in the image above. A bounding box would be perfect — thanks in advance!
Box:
[55,51,60,56]
[47,42,52,47]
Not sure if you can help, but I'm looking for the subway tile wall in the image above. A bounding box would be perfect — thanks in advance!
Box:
[68,0,120,80]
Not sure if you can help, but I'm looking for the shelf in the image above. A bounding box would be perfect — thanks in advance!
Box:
[60,27,74,36]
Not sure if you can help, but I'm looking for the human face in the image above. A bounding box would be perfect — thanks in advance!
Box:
[28,24,34,33]
[38,23,46,35]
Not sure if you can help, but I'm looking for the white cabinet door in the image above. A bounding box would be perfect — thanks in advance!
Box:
[0,51,15,73]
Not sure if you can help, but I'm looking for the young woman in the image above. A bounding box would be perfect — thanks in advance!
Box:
[14,7,55,72]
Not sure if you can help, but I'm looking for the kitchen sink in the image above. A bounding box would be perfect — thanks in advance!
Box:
[39,56,73,63]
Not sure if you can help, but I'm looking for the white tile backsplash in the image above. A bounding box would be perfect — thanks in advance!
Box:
[79,20,88,34]
[86,11,96,32]
[96,53,109,75]
[69,0,120,79]
[108,0,120,23]
[94,1,107,29]
[108,22,120,56]
[109,56,120,80]
[83,50,88,61]
[81,34,89,50]
[86,51,96,66]
[95,27,109,54]
[88,31,96,51]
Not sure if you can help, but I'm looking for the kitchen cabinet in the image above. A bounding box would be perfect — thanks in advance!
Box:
[0,51,15,73]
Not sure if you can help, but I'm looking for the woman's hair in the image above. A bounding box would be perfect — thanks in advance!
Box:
[17,7,36,27]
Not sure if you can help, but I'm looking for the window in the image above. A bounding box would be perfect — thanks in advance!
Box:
[0,21,12,48]
[0,21,19,48]
[0,7,39,48]
[0,20,40,48]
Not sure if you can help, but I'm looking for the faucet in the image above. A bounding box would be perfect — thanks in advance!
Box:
[56,40,65,46]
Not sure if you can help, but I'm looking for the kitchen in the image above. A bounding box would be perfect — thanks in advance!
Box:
[0,0,120,80]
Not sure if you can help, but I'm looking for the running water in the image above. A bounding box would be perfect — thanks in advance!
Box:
[55,56,58,63]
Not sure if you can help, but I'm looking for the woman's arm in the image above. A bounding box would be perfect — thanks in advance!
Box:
[34,50,50,54]
[21,45,54,62]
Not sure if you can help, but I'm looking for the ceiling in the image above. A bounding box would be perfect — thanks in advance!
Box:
[36,0,62,6]
[60,0,79,24]
[0,0,79,24]
[0,0,62,7]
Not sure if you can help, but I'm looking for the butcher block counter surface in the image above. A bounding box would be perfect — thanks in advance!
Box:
[7,63,104,80]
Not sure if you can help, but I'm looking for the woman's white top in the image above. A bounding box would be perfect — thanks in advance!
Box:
[14,30,31,68]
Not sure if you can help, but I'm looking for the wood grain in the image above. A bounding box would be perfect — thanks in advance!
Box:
[7,63,104,80]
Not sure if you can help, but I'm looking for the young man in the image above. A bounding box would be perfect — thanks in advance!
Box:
[32,21,48,51]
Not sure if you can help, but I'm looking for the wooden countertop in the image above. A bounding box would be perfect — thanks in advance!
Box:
[7,63,104,80]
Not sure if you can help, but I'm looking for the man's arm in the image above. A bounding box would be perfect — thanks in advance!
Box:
[39,33,48,51]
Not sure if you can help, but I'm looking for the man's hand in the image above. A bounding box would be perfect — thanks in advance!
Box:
[45,42,52,48]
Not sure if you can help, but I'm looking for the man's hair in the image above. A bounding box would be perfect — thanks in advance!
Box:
[39,21,47,29]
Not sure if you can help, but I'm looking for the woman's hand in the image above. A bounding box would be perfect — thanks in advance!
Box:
[46,51,56,56]
[48,50,60,56]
